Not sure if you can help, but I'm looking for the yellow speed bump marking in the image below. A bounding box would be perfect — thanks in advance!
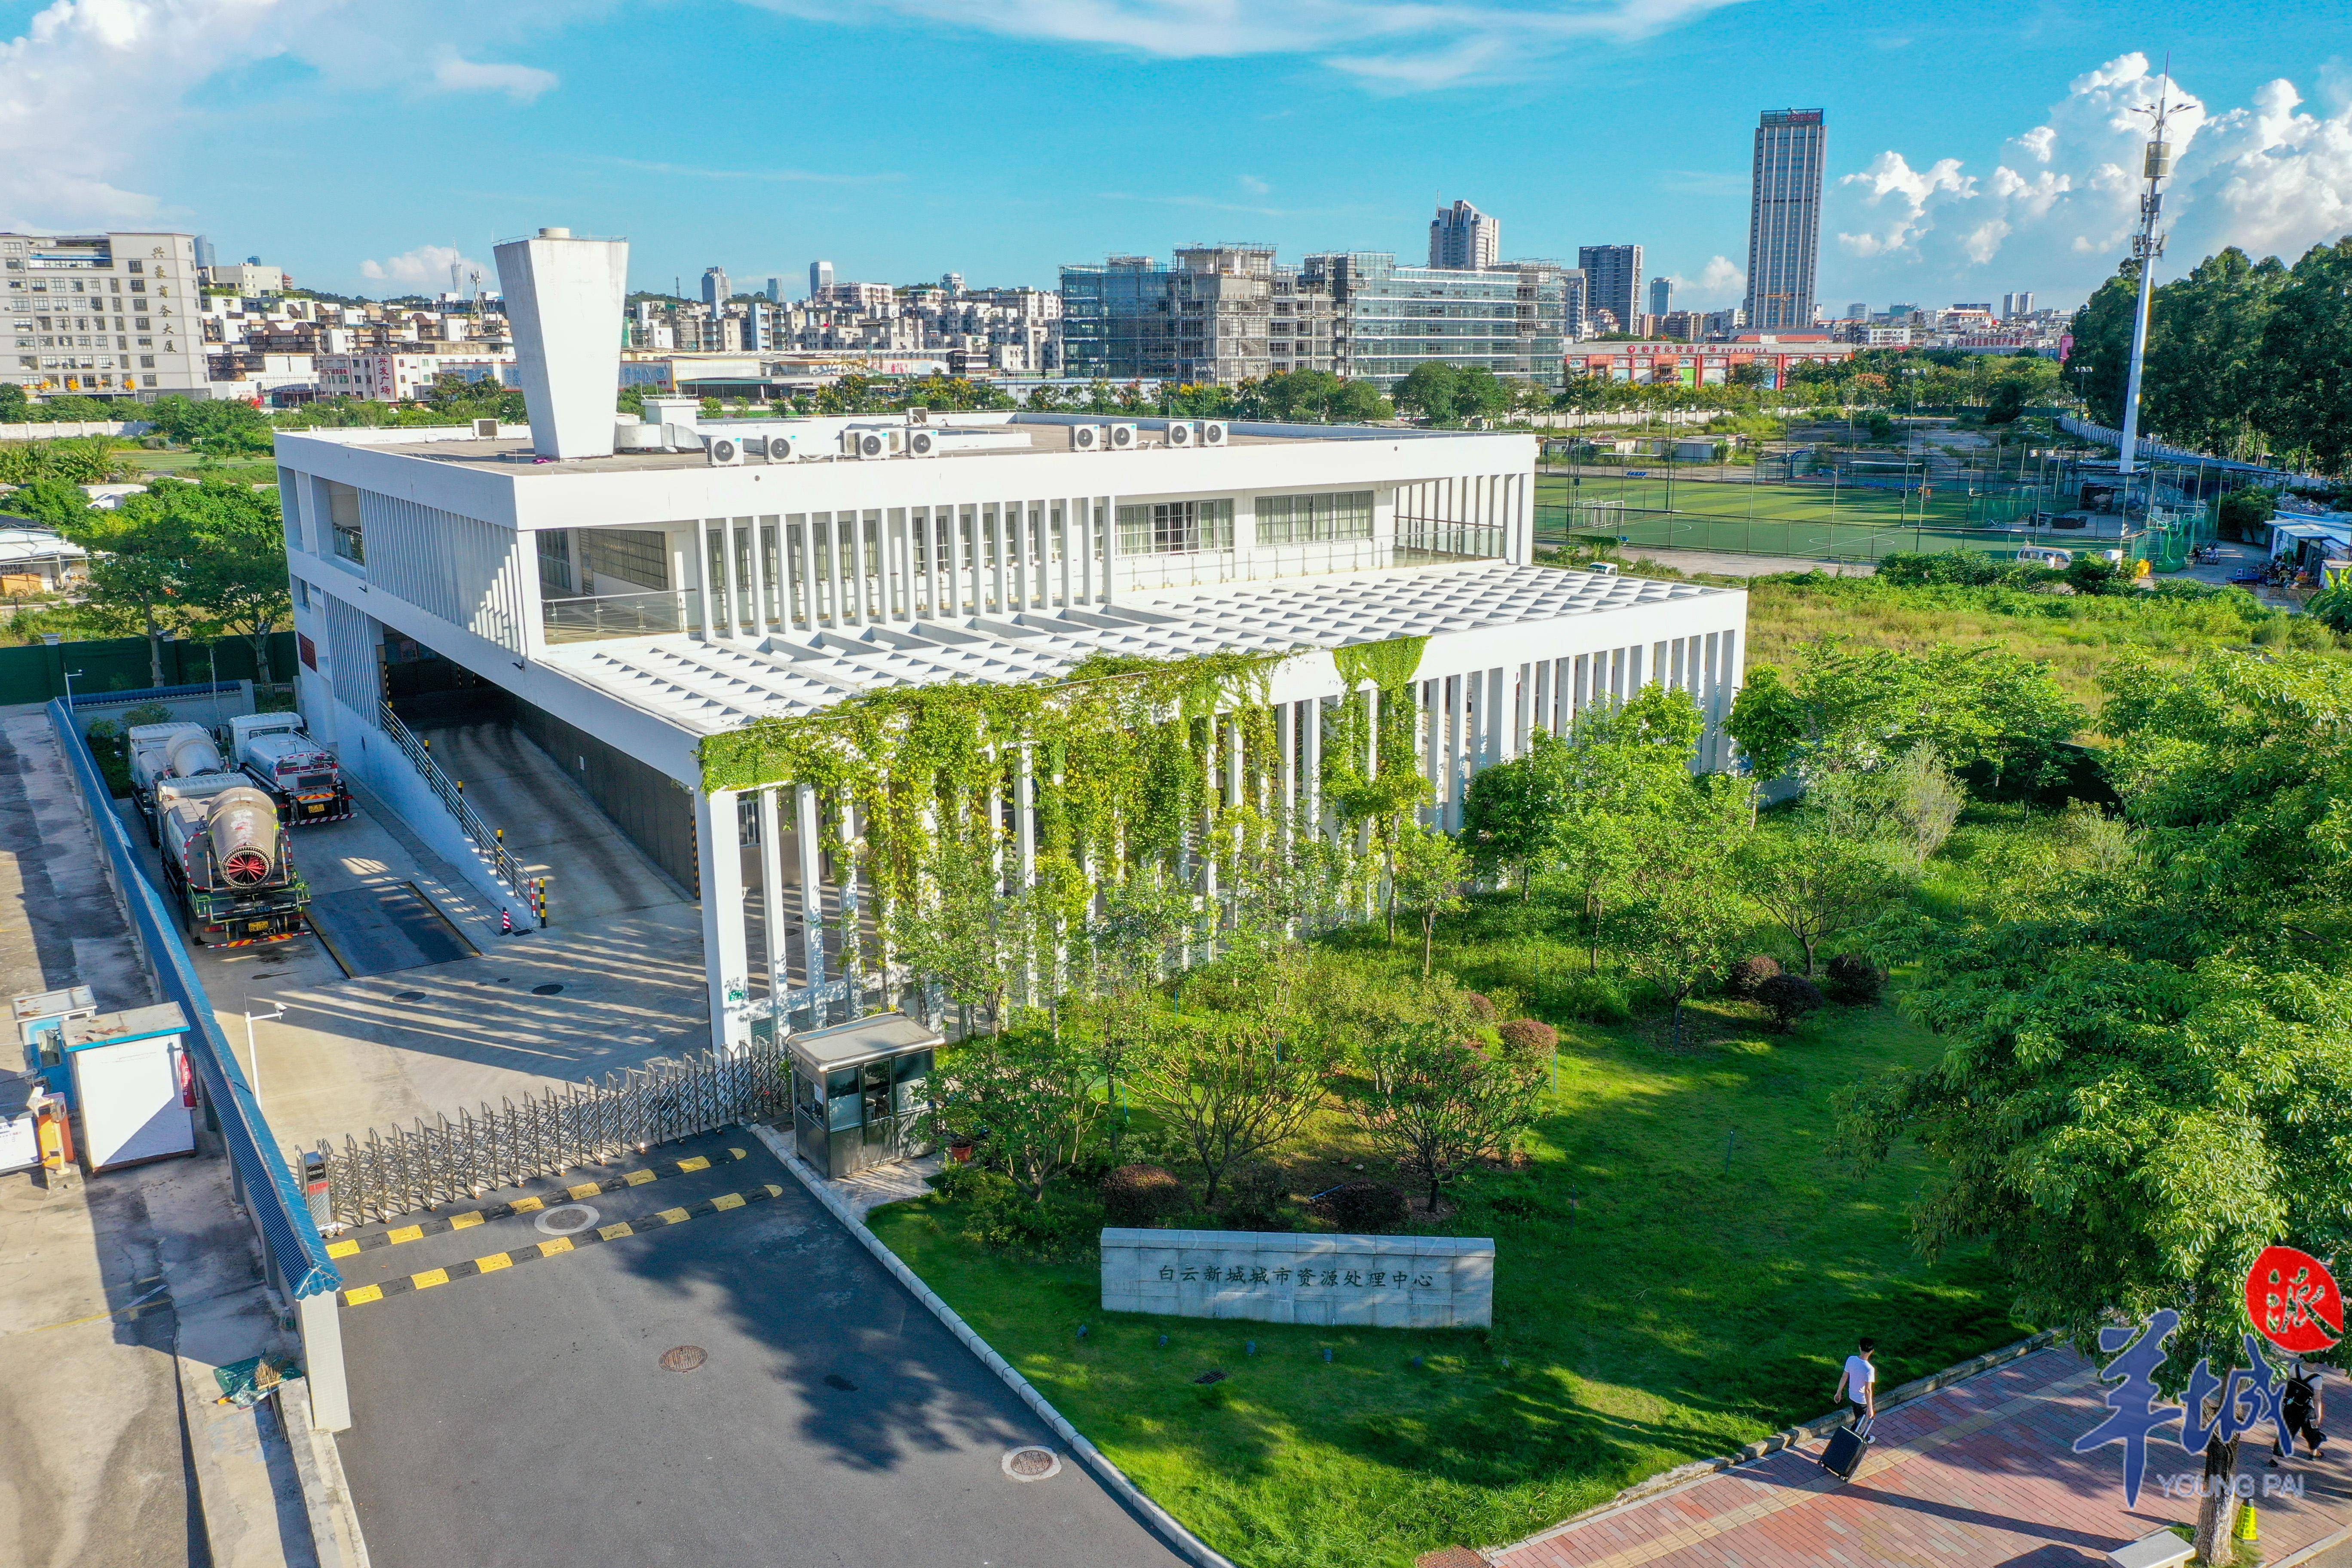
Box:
[325,1148,753,1256]
[339,1185,786,1309]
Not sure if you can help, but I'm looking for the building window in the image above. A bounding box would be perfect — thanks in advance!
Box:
[536,530,574,597]
[579,527,670,590]
[324,480,364,564]
[1255,490,1374,546]
[1117,499,1233,556]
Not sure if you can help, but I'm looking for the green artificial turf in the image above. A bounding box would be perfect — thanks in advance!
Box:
[1535,472,2068,559]
[867,910,2028,1568]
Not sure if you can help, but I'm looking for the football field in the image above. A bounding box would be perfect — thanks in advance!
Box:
[1533,472,2067,560]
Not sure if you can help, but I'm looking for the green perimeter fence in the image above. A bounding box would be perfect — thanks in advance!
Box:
[0,629,297,707]
[1534,475,2214,570]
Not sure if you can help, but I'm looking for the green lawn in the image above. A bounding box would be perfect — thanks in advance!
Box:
[868,903,2027,1568]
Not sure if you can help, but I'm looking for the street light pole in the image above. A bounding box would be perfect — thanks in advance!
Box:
[244,1003,285,1116]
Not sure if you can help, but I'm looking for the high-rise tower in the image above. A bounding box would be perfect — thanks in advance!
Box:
[1744,109,1825,332]
[1429,199,1500,270]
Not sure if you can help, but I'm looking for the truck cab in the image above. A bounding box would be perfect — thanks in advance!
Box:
[230,713,351,825]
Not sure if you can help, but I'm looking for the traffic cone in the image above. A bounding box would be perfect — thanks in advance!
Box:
[2236,1501,2260,1544]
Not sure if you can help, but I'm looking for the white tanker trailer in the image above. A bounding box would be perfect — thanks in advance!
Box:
[127,722,229,842]
[154,777,311,946]
[230,714,350,825]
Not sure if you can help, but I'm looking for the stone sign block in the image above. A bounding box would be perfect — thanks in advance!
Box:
[1099,1228,1494,1329]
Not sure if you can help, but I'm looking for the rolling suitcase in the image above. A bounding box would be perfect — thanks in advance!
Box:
[1819,1417,1873,1482]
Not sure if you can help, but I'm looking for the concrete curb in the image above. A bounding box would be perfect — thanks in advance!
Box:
[754,1123,1237,1568]
[1484,1328,2067,1560]
[280,1373,373,1568]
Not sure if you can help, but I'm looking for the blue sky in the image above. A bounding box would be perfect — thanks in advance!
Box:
[5,0,2348,312]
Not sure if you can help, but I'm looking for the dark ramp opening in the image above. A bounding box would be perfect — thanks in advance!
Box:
[309,882,474,977]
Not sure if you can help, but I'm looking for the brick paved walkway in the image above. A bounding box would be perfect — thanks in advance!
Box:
[1491,1347,2352,1568]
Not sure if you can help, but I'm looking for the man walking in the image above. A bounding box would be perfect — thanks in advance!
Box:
[2272,1363,2327,1464]
[1834,1338,1877,1430]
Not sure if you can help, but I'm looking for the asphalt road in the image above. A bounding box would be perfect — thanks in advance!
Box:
[333,1128,1186,1568]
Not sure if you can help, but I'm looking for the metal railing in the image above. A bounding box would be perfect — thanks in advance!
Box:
[310,1041,790,1226]
[1396,515,1509,561]
[377,700,528,898]
[541,588,701,644]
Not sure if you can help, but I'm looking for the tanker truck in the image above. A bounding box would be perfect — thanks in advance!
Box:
[127,722,230,843]
[229,713,351,825]
[154,777,311,946]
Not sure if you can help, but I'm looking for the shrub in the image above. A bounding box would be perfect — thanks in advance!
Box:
[1548,973,1633,1024]
[1314,1180,1409,1234]
[1727,954,1782,997]
[1099,1164,1186,1228]
[1464,991,1498,1021]
[1824,953,1886,1004]
[1218,1164,1290,1230]
[931,1161,1008,1203]
[1754,972,1825,1031]
[1496,1018,1558,1060]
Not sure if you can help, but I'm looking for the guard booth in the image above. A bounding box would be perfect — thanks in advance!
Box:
[60,1003,196,1172]
[789,1014,939,1179]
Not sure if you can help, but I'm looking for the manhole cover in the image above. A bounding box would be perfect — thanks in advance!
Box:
[395,991,426,1002]
[659,1346,706,1372]
[1001,1446,1062,1481]
[1193,1369,1228,1385]
[823,1372,859,1391]
[531,983,564,995]
[534,1204,598,1236]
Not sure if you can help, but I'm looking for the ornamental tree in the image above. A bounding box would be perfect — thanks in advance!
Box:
[1345,985,1546,1211]
[1842,648,2352,1554]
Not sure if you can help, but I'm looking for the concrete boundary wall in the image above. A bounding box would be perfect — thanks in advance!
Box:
[756,1124,1239,1568]
[44,694,351,1431]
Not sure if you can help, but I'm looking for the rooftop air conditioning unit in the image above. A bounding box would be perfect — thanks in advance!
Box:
[1070,423,1104,452]
[905,428,942,458]
[1165,420,1199,448]
[906,406,931,426]
[1200,420,1229,447]
[844,429,891,460]
[763,431,803,463]
[471,417,500,438]
[1106,422,1139,450]
[704,434,745,467]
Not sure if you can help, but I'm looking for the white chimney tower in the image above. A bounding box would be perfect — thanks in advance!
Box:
[494,227,628,460]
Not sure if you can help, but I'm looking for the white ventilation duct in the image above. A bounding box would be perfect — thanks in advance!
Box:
[494,227,629,460]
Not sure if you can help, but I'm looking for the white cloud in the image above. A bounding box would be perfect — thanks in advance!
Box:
[1658,255,1744,309]
[1237,174,1271,196]
[745,0,1752,91]
[1826,52,2352,305]
[431,55,558,101]
[358,243,490,288]
[0,0,575,237]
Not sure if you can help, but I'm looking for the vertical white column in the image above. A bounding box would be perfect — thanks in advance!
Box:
[719,519,745,638]
[1277,699,1296,847]
[1422,677,1442,827]
[745,517,770,636]
[1532,660,1550,741]
[1447,674,1468,832]
[758,787,787,1001]
[1304,695,1325,840]
[1058,500,1075,608]
[1099,496,1118,604]
[1510,663,1531,760]
[693,518,718,640]
[699,788,750,1051]
[1016,745,1037,885]
[1484,668,1505,770]
[845,511,866,627]
[795,784,826,989]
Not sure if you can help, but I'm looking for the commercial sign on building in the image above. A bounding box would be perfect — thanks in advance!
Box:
[1100,1228,1494,1328]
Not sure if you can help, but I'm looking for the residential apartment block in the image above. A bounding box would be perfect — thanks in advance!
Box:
[1,230,208,398]
[1062,246,1583,389]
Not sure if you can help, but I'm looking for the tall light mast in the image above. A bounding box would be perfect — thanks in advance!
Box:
[2116,69,2177,477]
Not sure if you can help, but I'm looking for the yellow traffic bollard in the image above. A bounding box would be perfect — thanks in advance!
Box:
[2235,1501,2259,1543]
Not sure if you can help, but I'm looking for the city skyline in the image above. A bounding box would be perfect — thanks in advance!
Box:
[3,3,2347,315]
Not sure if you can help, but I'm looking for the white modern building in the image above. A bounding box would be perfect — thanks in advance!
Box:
[2,230,209,398]
[272,229,1749,1063]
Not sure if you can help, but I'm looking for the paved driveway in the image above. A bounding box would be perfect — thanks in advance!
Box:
[332,1129,1185,1568]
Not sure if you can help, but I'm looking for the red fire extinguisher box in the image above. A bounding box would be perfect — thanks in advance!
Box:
[59,1004,197,1172]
